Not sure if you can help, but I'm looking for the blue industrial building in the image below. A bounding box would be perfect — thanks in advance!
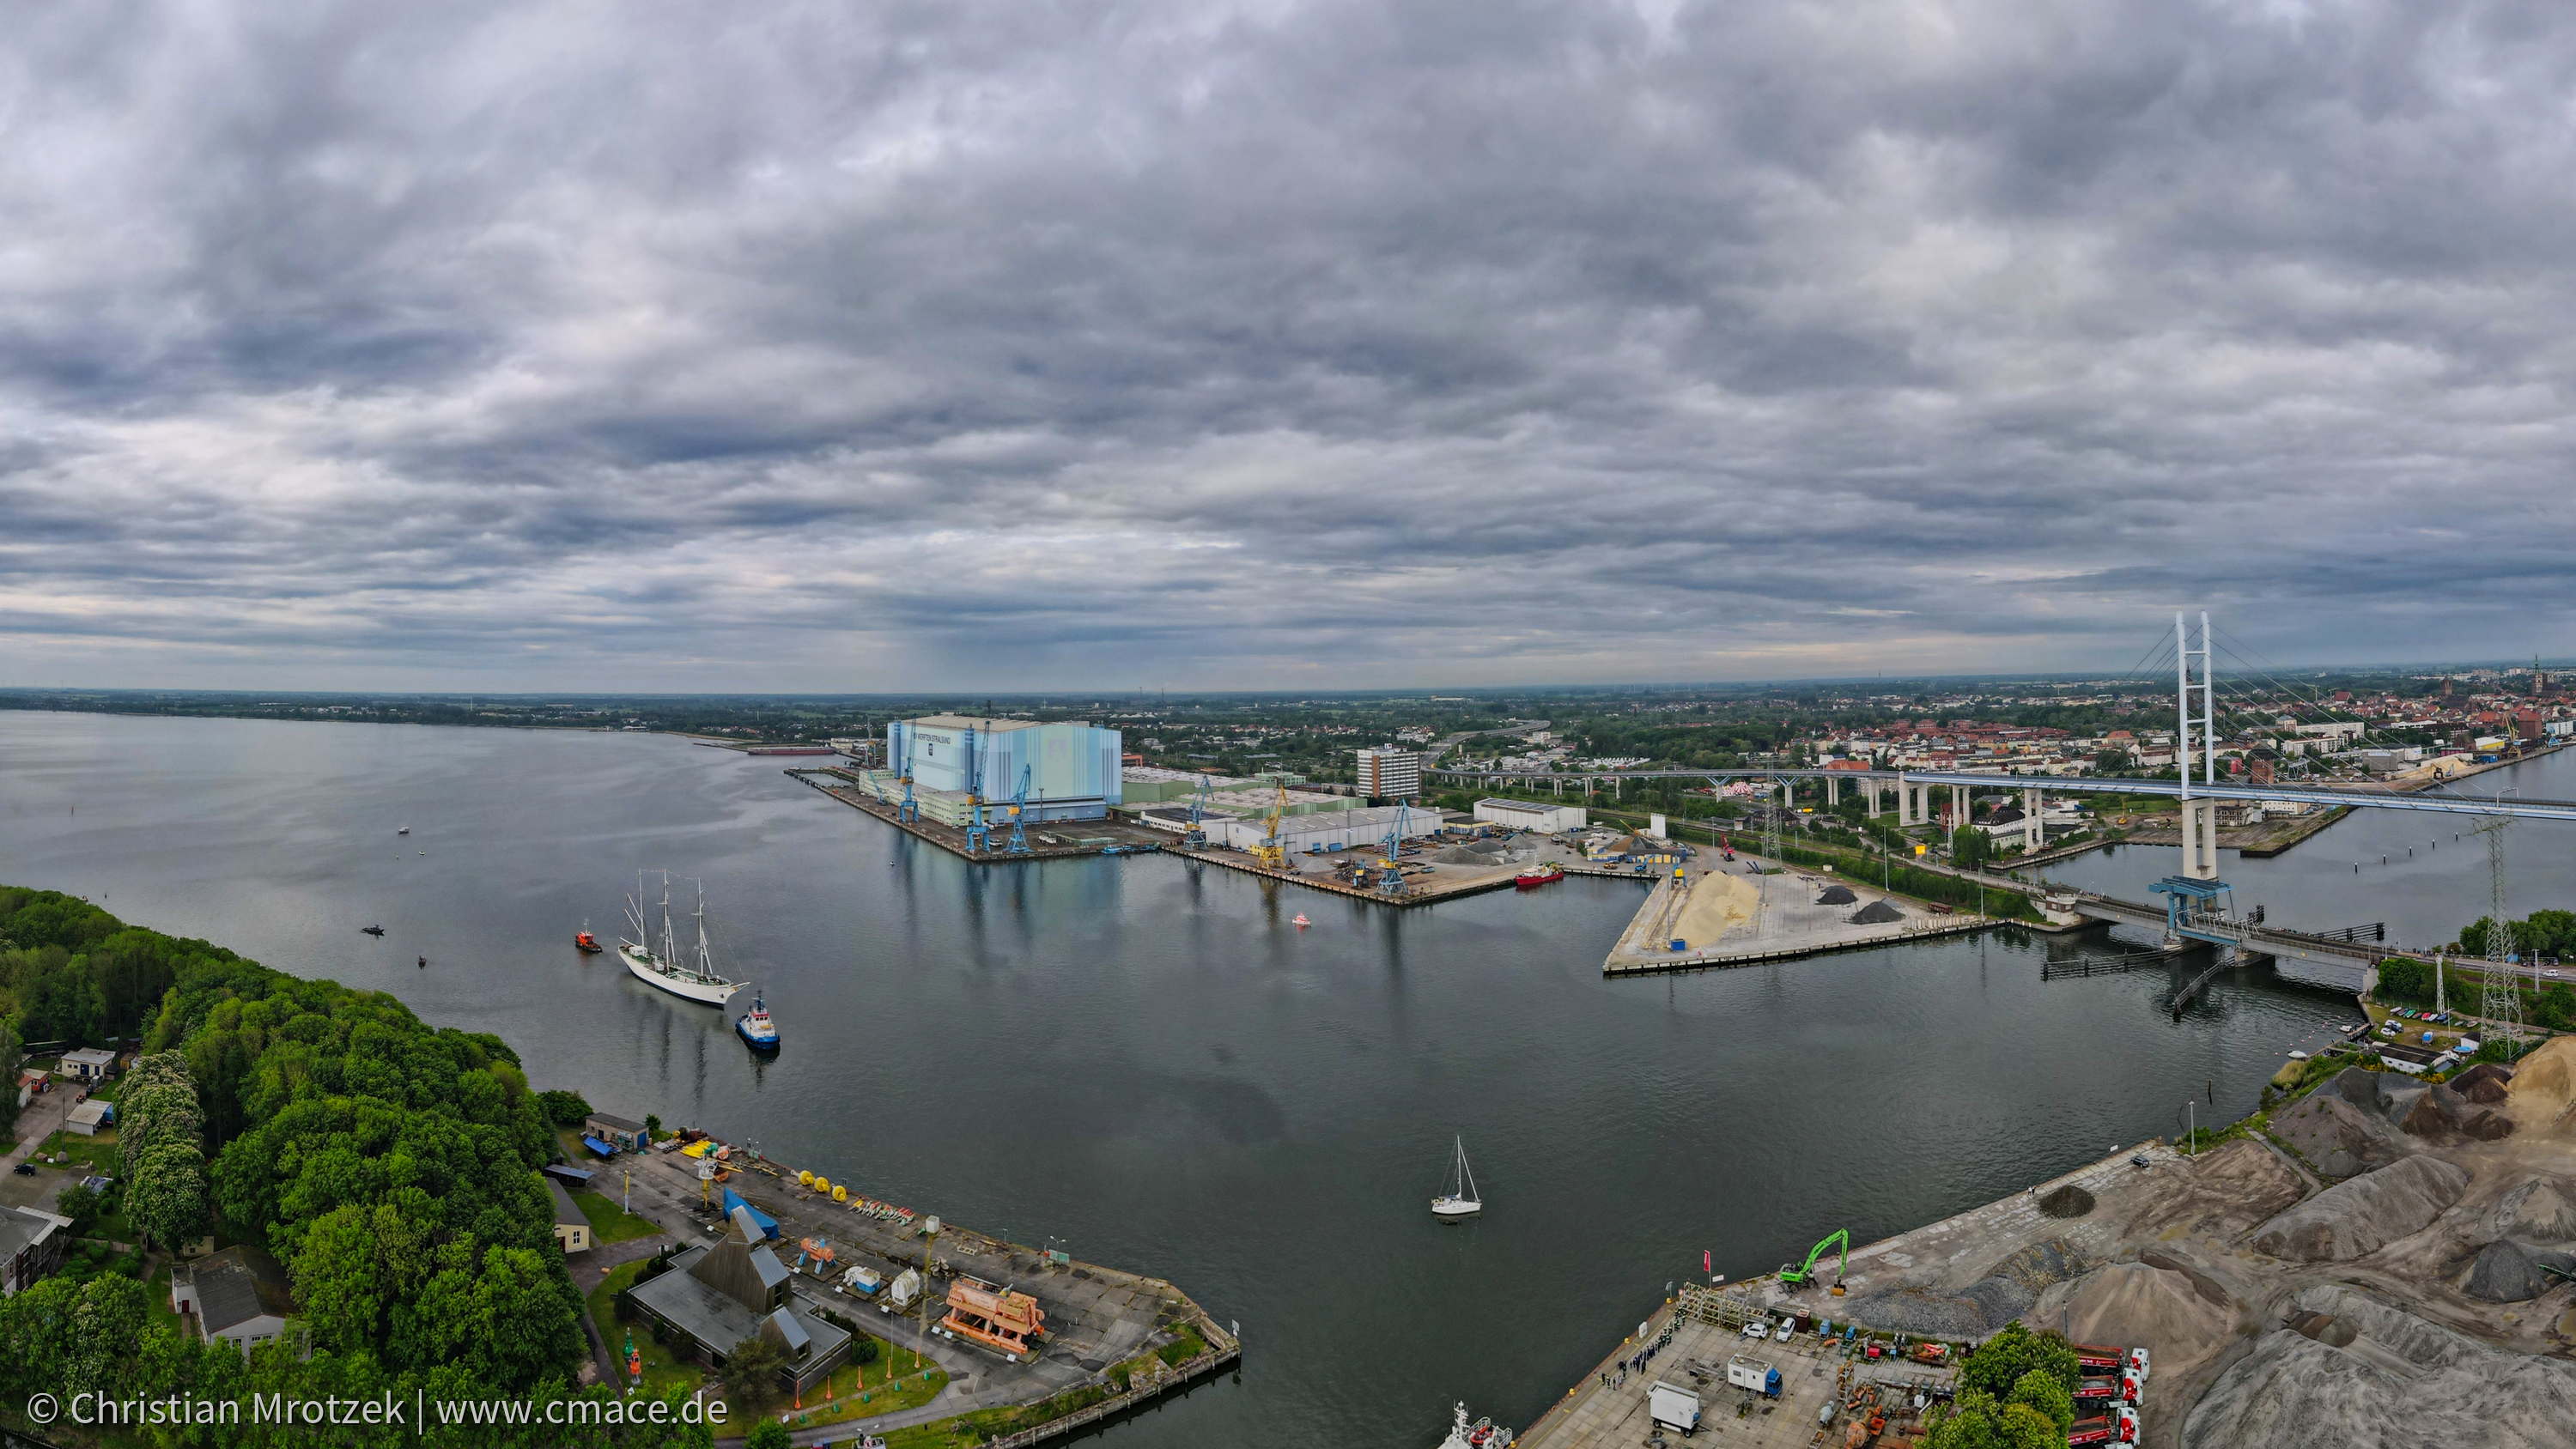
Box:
[885,715,1123,821]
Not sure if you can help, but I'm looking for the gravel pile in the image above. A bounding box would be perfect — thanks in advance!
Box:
[2038,1184,2096,1219]
[1814,884,1857,906]
[2462,1239,2576,1303]
[2492,1177,2576,1242]
[2185,1284,2576,1449]
[1430,846,1490,864]
[1849,899,1905,925]
[2035,1262,2231,1376]
[2270,1092,2409,1178]
[2251,1155,2470,1263]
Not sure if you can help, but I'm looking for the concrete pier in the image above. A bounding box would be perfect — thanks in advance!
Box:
[1603,856,1996,975]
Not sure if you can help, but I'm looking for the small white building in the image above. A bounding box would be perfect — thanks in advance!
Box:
[172,1246,296,1352]
[1473,798,1587,834]
[57,1049,118,1084]
[64,1100,114,1137]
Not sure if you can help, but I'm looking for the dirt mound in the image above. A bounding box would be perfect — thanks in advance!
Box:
[2506,1036,2576,1118]
[2038,1261,2232,1369]
[2271,1091,2409,1177]
[2323,1064,2395,1113]
[2451,1061,2513,1100]
[1849,899,1905,925]
[2463,1239,2576,1303]
[1814,883,1857,906]
[2184,1284,2576,1449]
[2038,1184,2095,1219]
[2493,1178,2576,1241]
[2400,1083,2492,1138]
[2251,1155,2470,1262]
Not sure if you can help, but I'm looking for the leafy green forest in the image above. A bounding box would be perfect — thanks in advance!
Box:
[0,886,712,1446]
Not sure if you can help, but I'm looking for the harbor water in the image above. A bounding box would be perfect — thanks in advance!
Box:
[4,712,2549,1446]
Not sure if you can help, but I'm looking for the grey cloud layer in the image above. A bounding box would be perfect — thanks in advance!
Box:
[3,0,2572,688]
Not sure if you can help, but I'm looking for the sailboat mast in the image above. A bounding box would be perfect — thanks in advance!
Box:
[659,871,677,965]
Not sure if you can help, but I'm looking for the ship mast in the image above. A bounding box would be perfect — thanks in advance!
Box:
[659,871,678,967]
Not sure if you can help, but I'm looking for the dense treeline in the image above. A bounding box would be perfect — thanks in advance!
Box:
[0,887,710,1447]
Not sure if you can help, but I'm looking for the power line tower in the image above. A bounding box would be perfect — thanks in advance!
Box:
[2472,803,2522,1052]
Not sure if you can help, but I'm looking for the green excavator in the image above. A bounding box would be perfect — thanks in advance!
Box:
[1779,1228,1850,1294]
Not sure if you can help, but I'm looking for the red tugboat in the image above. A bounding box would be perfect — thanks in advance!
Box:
[1515,862,1565,889]
[574,919,604,954]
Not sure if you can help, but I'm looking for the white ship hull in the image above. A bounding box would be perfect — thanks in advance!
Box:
[623,944,742,1005]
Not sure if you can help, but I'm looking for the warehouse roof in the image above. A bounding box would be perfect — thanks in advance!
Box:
[908,715,1043,732]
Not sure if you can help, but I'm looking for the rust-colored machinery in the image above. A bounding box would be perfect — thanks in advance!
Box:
[940,1278,1047,1356]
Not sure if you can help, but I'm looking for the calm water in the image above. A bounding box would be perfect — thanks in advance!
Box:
[0,712,2425,1446]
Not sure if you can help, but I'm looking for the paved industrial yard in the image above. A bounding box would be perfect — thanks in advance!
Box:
[1605,858,1995,974]
[1522,1309,1953,1449]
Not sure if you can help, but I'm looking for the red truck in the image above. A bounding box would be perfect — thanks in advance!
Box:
[2070,1344,2151,1379]
[2066,1406,2139,1445]
[2074,1374,2141,1407]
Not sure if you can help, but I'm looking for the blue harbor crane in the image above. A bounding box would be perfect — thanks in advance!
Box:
[1183,773,1212,848]
[896,723,920,823]
[963,724,993,853]
[1005,765,1033,854]
[1377,802,1413,896]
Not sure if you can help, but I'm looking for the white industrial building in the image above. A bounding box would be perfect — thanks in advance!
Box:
[1473,798,1586,833]
[1212,805,1443,855]
[1356,749,1422,800]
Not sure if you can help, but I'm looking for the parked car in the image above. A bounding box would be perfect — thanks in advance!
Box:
[1774,1321,1795,1343]
[10,1163,33,1176]
[1741,1319,1771,1340]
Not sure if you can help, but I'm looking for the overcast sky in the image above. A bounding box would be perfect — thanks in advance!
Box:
[4,1,2573,692]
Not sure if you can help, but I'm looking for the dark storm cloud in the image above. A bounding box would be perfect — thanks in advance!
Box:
[3,0,2574,688]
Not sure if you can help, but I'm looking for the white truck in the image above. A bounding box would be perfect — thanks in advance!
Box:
[1725,1355,1782,1397]
[1647,1381,1702,1436]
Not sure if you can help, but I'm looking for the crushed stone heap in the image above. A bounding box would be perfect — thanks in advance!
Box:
[2250,1155,2468,1263]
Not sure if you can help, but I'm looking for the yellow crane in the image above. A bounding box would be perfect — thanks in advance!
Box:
[1250,778,1290,868]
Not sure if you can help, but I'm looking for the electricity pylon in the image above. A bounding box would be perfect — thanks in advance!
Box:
[2472,797,2522,1052]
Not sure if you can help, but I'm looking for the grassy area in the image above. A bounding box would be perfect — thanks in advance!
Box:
[573,1191,663,1245]
[589,1260,714,1403]
[881,1325,1207,1449]
[758,1334,945,1434]
[35,1128,119,1175]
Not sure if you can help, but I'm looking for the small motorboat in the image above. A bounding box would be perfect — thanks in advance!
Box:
[574,920,604,954]
[416,955,427,969]
[736,990,780,1052]
[361,925,386,937]
[1515,863,1565,889]
[1432,1136,1481,1222]
[1291,913,1310,928]
[398,826,410,835]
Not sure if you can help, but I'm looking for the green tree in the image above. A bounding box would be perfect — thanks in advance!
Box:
[538,1089,593,1127]
[2006,1367,2075,1434]
[1957,1323,2080,1399]
[726,1333,791,1414]
[2374,957,2431,1002]
[1951,826,1992,868]
[54,1182,102,1236]
[125,1139,211,1251]
[747,1419,793,1449]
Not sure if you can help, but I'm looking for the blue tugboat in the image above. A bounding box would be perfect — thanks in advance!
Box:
[735,990,780,1052]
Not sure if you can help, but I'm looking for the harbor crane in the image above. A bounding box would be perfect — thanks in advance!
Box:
[1376,801,1412,895]
[1004,764,1033,854]
[1182,774,1212,848]
[1251,779,1290,869]
[896,724,920,823]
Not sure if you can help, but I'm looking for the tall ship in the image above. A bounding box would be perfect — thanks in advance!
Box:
[620,872,744,1006]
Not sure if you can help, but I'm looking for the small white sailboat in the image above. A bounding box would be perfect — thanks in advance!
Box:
[1431,1136,1481,1222]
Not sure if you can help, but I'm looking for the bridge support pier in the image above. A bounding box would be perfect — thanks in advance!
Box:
[2180,797,2221,880]
[1826,774,1839,809]
[2024,787,2044,852]
[1953,783,1972,834]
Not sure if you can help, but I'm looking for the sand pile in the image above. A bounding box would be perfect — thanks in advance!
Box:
[2184,1283,2576,1449]
[1850,900,1905,925]
[2493,1177,2576,1241]
[2038,1184,2095,1219]
[2251,1155,2469,1262]
[2032,1262,2232,1370]
[1815,883,1856,906]
[2506,1037,2576,1119]
[1839,1242,2084,1338]
[2270,1092,2409,1178]
[2462,1239,2576,1303]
